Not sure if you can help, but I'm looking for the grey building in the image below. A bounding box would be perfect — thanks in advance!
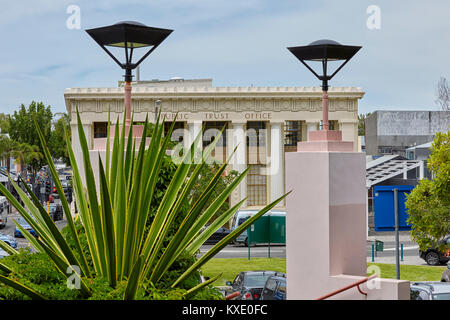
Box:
[365,110,450,157]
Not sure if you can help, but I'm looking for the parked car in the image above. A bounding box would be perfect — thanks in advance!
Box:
[226,271,286,300]
[48,203,63,221]
[410,282,450,300]
[0,196,9,215]
[260,275,286,300]
[419,236,450,266]
[14,217,37,238]
[0,232,18,249]
[202,226,231,245]
[0,205,7,229]
[441,265,450,282]
[0,248,9,259]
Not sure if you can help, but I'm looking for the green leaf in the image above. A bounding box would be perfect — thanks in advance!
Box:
[182,273,222,299]
[0,274,47,300]
[98,155,117,287]
[0,240,18,256]
[35,116,91,277]
[123,255,143,300]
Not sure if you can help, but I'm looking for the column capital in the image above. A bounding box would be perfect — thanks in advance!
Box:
[269,120,284,125]
[186,120,203,125]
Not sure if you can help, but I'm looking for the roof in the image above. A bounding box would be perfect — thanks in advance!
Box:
[406,141,432,151]
[242,271,286,276]
[235,210,286,216]
[366,154,422,188]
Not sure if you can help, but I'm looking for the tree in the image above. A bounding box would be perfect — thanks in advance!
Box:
[8,101,52,173]
[49,114,71,165]
[190,162,239,222]
[0,135,41,178]
[358,112,371,136]
[0,113,10,133]
[406,130,450,251]
[435,77,450,111]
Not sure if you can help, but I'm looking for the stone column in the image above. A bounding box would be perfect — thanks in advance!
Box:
[186,120,202,150]
[339,120,359,151]
[230,122,247,207]
[269,121,284,204]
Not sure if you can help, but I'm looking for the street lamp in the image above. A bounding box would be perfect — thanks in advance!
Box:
[86,21,173,126]
[287,40,361,132]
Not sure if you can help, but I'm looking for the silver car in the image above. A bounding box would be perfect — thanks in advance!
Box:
[0,248,9,259]
[0,206,7,229]
[410,282,450,300]
[0,232,18,249]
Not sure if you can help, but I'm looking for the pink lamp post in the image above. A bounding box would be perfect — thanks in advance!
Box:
[288,40,361,139]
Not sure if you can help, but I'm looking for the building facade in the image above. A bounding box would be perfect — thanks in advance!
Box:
[64,78,364,210]
[365,110,450,157]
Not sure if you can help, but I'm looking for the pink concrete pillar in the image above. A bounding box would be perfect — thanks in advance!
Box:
[322,90,329,131]
[285,137,410,299]
[124,81,132,126]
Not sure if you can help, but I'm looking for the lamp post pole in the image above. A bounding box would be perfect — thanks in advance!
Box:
[320,67,330,131]
[155,100,161,123]
[124,72,132,126]
[322,88,329,131]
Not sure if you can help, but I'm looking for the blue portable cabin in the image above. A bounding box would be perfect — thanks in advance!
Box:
[373,185,414,232]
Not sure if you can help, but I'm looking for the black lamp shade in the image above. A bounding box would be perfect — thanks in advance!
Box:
[287,39,361,90]
[86,21,173,49]
[86,21,173,81]
[287,40,361,62]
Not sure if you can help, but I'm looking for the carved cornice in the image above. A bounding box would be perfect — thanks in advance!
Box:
[65,86,363,115]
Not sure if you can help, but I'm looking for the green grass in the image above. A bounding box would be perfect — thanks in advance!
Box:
[201,258,286,285]
[201,258,446,286]
[367,263,446,282]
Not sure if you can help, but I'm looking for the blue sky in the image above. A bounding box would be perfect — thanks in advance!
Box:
[0,0,448,115]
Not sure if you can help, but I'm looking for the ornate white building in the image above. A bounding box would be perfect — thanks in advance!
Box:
[64,78,364,210]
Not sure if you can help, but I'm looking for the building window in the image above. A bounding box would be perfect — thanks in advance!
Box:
[379,146,393,154]
[247,164,267,206]
[164,122,185,143]
[246,121,267,206]
[203,121,228,147]
[203,121,228,163]
[284,121,302,152]
[93,122,108,138]
[319,120,338,130]
[246,121,267,164]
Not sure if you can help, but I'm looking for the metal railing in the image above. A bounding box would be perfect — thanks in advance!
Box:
[316,274,378,300]
[225,291,240,300]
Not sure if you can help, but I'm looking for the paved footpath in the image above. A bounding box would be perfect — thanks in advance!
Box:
[366,231,428,266]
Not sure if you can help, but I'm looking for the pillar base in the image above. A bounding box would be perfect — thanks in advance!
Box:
[297,130,353,152]
[309,130,342,141]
